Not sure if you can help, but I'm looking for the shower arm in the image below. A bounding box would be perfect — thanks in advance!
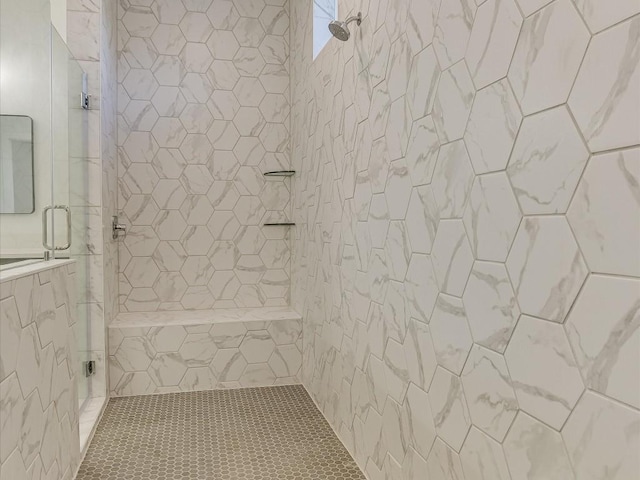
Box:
[344,13,362,26]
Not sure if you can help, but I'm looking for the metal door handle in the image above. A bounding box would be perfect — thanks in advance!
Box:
[42,205,72,251]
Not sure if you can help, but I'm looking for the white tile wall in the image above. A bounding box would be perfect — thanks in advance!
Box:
[117,0,291,312]
[0,263,80,479]
[290,0,640,479]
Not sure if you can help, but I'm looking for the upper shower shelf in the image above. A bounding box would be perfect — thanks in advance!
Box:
[263,170,296,177]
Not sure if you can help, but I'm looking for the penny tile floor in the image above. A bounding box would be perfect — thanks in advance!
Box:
[76,385,365,479]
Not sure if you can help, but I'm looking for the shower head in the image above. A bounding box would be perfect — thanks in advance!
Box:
[328,12,362,41]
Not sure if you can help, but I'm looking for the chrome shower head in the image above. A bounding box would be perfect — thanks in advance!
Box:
[328,12,362,41]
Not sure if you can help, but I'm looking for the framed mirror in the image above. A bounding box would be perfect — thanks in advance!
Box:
[0,115,35,214]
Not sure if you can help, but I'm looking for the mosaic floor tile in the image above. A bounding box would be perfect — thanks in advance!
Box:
[76,385,365,480]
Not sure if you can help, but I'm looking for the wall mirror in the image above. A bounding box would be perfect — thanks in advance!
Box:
[0,115,35,214]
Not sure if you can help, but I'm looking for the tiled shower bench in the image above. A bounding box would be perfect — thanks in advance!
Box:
[108,307,302,397]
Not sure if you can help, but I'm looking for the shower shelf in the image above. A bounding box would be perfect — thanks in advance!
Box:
[263,170,296,177]
[263,222,296,226]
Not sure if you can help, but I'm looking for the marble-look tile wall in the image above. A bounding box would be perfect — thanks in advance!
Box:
[290,0,640,478]
[108,317,302,396]
[0,262,80,479]
[116,0,292,312]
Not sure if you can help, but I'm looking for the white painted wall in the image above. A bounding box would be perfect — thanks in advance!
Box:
[0,0,53,256]
[51,0,67,42]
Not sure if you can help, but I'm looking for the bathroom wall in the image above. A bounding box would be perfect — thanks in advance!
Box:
[51,0,67,41]
[291,0,640,478]
[0,261,81,478]
[116,0,291,312]
[0,0,54,254]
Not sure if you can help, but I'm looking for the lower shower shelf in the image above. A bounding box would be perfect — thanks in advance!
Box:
[263,222,295,226]
[109,307,303,397]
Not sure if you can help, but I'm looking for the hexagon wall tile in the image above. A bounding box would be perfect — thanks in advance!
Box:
[463,172,521,262]
[509,0,590,115]
[507,106,589,215]
[567,147,640,277]
[565,274,640,409]
[506,216,587,323]
[569,15,640,151]
[505,316,585,429]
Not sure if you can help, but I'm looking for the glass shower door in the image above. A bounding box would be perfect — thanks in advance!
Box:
[51,28,92,410]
